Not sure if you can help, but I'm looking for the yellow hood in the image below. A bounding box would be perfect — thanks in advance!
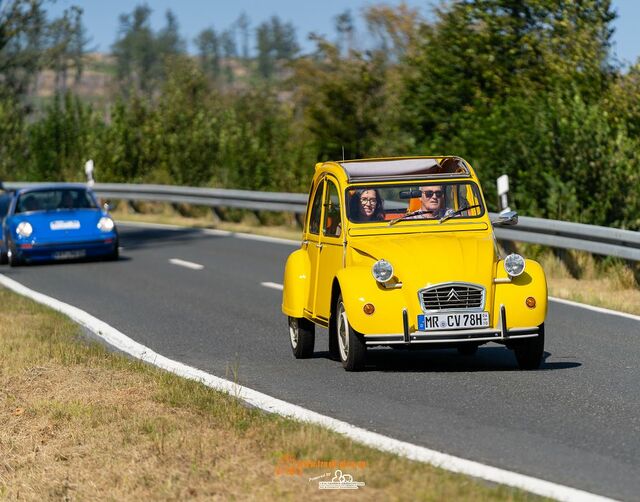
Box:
[350,232,497,289]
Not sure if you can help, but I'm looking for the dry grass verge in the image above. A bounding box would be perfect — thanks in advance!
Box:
[0,289,544,500]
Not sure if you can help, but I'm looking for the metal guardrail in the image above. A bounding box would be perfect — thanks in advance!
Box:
[4,182,639,261]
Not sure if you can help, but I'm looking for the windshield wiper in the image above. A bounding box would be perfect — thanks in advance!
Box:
[438,205,481,223]
[388,209,434,226]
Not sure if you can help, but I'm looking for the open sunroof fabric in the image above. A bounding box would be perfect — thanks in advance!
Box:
[339,157,469,181]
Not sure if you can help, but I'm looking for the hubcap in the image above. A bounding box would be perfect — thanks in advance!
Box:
[289,318,298,348]
[337,303,349,361]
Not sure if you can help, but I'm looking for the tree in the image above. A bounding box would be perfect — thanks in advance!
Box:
[234,12,250,60]
[195,27,220,80]
[112,5,156,95]
[156,9,185,57]
[256,16,299,79]
[0,0,48,99]
[403,0,616,141]
[334,9,354,56]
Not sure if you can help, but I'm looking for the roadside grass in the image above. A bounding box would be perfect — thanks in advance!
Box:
[0,289,545,500]
[110,201,640,316]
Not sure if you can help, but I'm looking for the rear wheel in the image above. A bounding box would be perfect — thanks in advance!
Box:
[513,324,545,370]
[289,316,315,359]
[0,248,7,265]
[336,295,367,371]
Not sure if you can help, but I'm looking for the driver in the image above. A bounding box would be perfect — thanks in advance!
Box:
[410,185,446,219]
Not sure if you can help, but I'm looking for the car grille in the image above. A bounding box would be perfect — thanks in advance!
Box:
[419,283,485,311]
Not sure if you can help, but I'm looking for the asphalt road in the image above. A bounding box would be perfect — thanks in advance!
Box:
[3,223,639,501]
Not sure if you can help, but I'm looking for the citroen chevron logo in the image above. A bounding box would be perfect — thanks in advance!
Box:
[446,288,460,302]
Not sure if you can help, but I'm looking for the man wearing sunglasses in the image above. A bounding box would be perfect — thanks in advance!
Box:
[409,185,446,219]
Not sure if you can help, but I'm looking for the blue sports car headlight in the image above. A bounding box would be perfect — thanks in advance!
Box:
[97,217,115,232]
[16,221,33,238]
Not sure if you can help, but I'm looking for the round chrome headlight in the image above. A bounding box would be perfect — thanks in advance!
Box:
[372,259,394,283]
[97,217,115,232]
[504,253,526,277]
[16,221,33,238]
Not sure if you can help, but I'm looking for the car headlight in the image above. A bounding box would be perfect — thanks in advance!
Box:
[504,253,526,277]
[16,221,33,238]
[372,259,394,283]
[97,217,115,232]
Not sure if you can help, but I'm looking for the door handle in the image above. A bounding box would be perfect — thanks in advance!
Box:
[315,243,323,249]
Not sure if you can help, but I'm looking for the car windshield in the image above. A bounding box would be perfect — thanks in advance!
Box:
[346,181,484,223]
[16,189,97,214]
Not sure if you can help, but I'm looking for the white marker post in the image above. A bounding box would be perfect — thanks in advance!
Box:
[85,159,95,187]
[496,174,510,214]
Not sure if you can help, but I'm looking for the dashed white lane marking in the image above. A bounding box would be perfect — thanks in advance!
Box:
[0,273,617,502]
[120,221,640,323]
[169,258,204,270]
[261,282,283,291]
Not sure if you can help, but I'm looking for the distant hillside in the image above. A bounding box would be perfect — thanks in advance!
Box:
[30,52,269,105]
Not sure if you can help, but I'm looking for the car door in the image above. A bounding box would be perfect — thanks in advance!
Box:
[313,178,344,322]
[303,179,325,317]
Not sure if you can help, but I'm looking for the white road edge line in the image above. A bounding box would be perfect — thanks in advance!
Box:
[0,273,615,502]
[261,282,284,291]
[169,258,204,270]
[118,221,639,323]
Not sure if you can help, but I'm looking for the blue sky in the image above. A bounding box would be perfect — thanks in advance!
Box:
[48,0,640,66]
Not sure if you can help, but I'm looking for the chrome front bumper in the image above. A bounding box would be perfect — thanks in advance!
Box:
[364,305,540,346]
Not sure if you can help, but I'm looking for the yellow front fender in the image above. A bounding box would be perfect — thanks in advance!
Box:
[494,259,548,328]
[335,267,406,335]
[282,249,310,318]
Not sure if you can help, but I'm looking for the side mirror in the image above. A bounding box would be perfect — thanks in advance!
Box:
[492,210,518,226]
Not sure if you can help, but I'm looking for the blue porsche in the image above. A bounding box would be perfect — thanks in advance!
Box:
[0,184,119,266]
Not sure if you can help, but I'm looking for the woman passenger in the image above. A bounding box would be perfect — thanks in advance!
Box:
[349,188,385,222]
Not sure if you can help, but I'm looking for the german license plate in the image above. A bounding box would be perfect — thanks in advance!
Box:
[53,250,86,260]
[50,220,81,230]
[418,312,490,331]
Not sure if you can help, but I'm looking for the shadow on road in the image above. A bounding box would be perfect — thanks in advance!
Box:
[313,347,581,373]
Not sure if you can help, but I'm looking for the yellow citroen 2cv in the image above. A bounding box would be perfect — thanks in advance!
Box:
[282,157,547,371]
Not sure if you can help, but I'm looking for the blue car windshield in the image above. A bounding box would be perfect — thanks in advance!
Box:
[16,189,97,214]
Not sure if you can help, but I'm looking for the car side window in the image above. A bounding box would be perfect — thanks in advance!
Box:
[323,180,342,238]
[308,181,324,235]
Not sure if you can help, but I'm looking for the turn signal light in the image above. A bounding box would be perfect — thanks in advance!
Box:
[525,297,536,309]
[363,303,375,315]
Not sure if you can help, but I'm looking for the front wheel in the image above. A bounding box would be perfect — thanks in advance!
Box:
[336,295,367,371]
[513,323,545,370]
[289,316,315,359]
[7,247,21,267]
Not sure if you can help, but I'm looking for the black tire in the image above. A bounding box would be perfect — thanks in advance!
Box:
[328,299,340,361]
[336,295,367,371]
[513,323,545,370]
[0,248,7,265]
[7,247,21,267]
[289,316,315,359]
[457,344,478,356]
[106,245,119,261]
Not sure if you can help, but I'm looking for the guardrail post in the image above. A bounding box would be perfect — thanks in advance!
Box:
[210,207,223,224]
